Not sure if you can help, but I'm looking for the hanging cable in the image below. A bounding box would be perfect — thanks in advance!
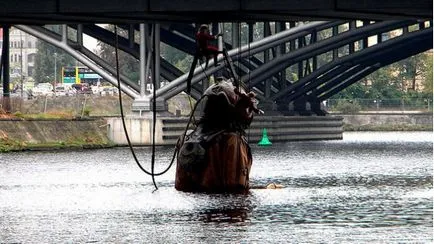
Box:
[238,22,242,90]
[247,23,252,143]
[150,25,158,191]
[114,25,176,191]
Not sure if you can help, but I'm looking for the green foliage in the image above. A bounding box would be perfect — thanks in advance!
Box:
[0,137,25,152]
[332,100,361,114]
[422,53,433,95]
[97,25,140,83]
[332,82,369,99]
[83,107,91,117]
[161,43,194,73]
[333,50,432,102]
[368,67,403,99]
[13,111,23,118]
[14,111,75,120]
[34,40,75,84]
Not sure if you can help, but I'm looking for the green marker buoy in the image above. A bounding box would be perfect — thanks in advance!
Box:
[258,128,272,146]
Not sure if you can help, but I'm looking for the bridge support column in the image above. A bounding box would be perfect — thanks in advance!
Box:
[309,99,327,116]
[132,22,167,116]
[132,97,167,116]
[1,25,11,113]
[277,98,326,116]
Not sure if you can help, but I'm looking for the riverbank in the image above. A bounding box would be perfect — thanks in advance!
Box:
[343,123,432,131]
[0,113,431,152]
[339,112,433,131]
[0,118,114,152]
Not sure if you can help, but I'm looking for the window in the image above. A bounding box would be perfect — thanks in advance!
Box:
[28,66,33,76]
[28,53,34,63]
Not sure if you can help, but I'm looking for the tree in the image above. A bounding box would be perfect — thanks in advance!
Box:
[421,52,433,97]
[331,82,368,100]
[97,25,139,83]
[368,66,403,99]
[161,42,190,72]
[392,52,429,91]
[33,40,75,84]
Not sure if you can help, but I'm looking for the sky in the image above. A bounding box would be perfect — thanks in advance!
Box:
[83,34,99,52]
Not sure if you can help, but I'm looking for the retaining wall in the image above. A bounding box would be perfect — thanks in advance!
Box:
[107,115,344,145]
[339,113,433,126]
[1,113,430,148]
[0,118,111,147]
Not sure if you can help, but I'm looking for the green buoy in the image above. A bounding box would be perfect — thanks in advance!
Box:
[258,128,272,146]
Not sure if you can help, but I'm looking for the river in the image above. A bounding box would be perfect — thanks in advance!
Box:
[0,131,432,243]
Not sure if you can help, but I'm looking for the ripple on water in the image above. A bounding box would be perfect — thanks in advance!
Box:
[0,132,432,243]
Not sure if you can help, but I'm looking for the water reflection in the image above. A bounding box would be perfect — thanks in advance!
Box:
[200,207,249,223]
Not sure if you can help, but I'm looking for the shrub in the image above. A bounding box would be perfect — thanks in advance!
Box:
[83,107,91,117]
[333,100,361,114]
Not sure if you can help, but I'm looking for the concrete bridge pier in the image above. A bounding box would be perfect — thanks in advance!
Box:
[107,21,173,145]
[131,21,169,115]
[276,98,327,116]
[131,97,168,115]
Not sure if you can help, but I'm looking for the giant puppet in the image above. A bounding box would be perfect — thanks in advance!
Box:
[175,79,261,193]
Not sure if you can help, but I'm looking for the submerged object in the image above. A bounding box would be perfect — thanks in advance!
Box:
[175,80,260,193]
[265,183,284,189]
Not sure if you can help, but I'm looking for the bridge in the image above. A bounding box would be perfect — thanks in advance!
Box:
[14,20,433,115]
[0,0,431,23]
[0,1,432,144]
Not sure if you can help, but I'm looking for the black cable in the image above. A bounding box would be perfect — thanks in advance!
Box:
[247,24,252,143]
[199,61,210,81]
[113,25,174,189]
[180,95,208,144]
[150,25,158,190]
[113,24,211,191]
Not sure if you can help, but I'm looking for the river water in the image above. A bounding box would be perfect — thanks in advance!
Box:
[0,132,432,243]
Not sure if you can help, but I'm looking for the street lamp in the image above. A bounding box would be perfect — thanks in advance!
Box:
[54,52,57,96]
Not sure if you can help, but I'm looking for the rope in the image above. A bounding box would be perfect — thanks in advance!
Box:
[181,94,209,144]
[150,25,158,191]
[247,23,252,142]
[113,25,176,191]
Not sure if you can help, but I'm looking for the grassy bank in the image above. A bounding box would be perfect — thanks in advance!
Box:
[0,114,115,152]
[0,133,115,153]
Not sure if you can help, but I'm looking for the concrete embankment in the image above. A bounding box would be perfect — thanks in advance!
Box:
[106,113,432,146]
[0,118,112,151]
[0,113,431,151]
[339,112,433,131]
[106,115,344,145]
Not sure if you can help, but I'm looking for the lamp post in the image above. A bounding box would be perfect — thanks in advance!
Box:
[20,31,23,100]
[53,52,57,96]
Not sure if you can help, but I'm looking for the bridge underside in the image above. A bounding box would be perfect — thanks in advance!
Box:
[0,0,432,24]
[14,19,433,116]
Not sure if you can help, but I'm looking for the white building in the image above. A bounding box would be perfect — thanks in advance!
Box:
[0,27,38,81]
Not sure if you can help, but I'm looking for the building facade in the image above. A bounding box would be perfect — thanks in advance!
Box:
[0,27,38,82]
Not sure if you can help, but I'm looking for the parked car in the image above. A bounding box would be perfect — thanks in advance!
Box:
[54,86,67,96]
[72,84,92,94]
